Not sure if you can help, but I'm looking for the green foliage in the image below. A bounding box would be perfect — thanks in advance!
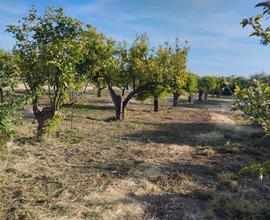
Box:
[250,73,270,85]
[0,107,19,147]
[60,129,88,144]
[233,80,270,136]
[185,72,198,93]
[215,76,227,95]
[79,25,115,90]
[137,43,172,101]
[128,34,151,86]
[166,38,189,95]
[240,161,270,181]
[208,76,218,94]
[44,112,64,136]
[0,50,21,146]
[241,2,270,45]
[198,76,212,94]
[197,76,217,95]
[7,6,84,135]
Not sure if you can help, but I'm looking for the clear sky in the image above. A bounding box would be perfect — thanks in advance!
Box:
[0,0,269,76]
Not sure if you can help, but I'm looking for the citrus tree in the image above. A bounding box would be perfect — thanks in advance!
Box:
[237,1,270,179]
[241,1,270,45]
[105,34,162,120]
[79,26,132,120]
[0,50,21,145]
[166,38,189,106]
[198,76,211,101]
[233,80,270,136]
[250,73,270,85]
[209,76,218,97]
[79,25,113,97]
[234,1,270,136]
[184,72,198,103]
[7,7,84,136]
[137,43,171,112]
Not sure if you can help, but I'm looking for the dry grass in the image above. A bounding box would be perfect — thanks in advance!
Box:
[0,89,270,219]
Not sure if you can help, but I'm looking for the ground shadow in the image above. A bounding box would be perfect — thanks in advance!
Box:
[122,122,217,146]
[132,192,207,220]
[63,103,114,111]
[175,99,233,109]
[121,121,269,149]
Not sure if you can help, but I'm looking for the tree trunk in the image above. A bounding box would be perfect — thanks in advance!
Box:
[0,88,3,101]
[188,93,193,104]
[107,83,153,121]
[154,95,159,112]
[173,92,179,106]
[97,87,106,97]
[33,102,55,136]
[97,88,102,97]
[204,93,208,100]
[199,92,203,101]
[108,86,124,120]
[122,88,125,96]
[212,92,214,98]
[132,79,136,90]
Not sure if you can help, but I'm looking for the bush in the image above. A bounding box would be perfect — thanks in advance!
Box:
[233,80,270,136]
[0,50,21,146]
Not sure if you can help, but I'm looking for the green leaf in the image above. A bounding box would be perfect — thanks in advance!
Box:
[241,19,249,27]
[249,31,259,37]
[255,2,270,7]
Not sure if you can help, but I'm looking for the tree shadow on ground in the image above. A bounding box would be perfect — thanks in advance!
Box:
[121,121,269,149]
[175,99,233,109]
[121,122,218,146]
[86,99,113,104]
[63,103,114,111]
[132,192,207,220]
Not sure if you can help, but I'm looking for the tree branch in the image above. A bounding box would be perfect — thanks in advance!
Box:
[123,82,153,109]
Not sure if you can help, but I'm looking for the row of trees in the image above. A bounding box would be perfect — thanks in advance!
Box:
[0,6,269,140]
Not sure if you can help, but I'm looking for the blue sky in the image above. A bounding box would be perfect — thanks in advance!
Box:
[0,0,269,76]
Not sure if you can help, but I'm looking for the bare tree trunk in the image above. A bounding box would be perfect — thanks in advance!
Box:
[33,101,55,136]
[173,92,180,106]
[154,95,159,112]
[199,92,203,101]
[107,83,153,121]
[212,92,214,98]
[108,86,124,120]
[97,88,102,97]
[122,88,125,96]
[204,93,208,100]
[188,93,193,104]
[97,87,106,97]
[132,79,136,90]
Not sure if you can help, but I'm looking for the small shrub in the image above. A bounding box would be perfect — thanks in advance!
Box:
[199,147,215,157]
[45,112,64,137]
[233,80,270,136]
[240,161,270,181]
[60,129,87,144]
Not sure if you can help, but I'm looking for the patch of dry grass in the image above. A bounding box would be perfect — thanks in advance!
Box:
[0,89,270,219]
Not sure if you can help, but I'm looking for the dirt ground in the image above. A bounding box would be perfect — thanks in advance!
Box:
[0,89,270,220]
